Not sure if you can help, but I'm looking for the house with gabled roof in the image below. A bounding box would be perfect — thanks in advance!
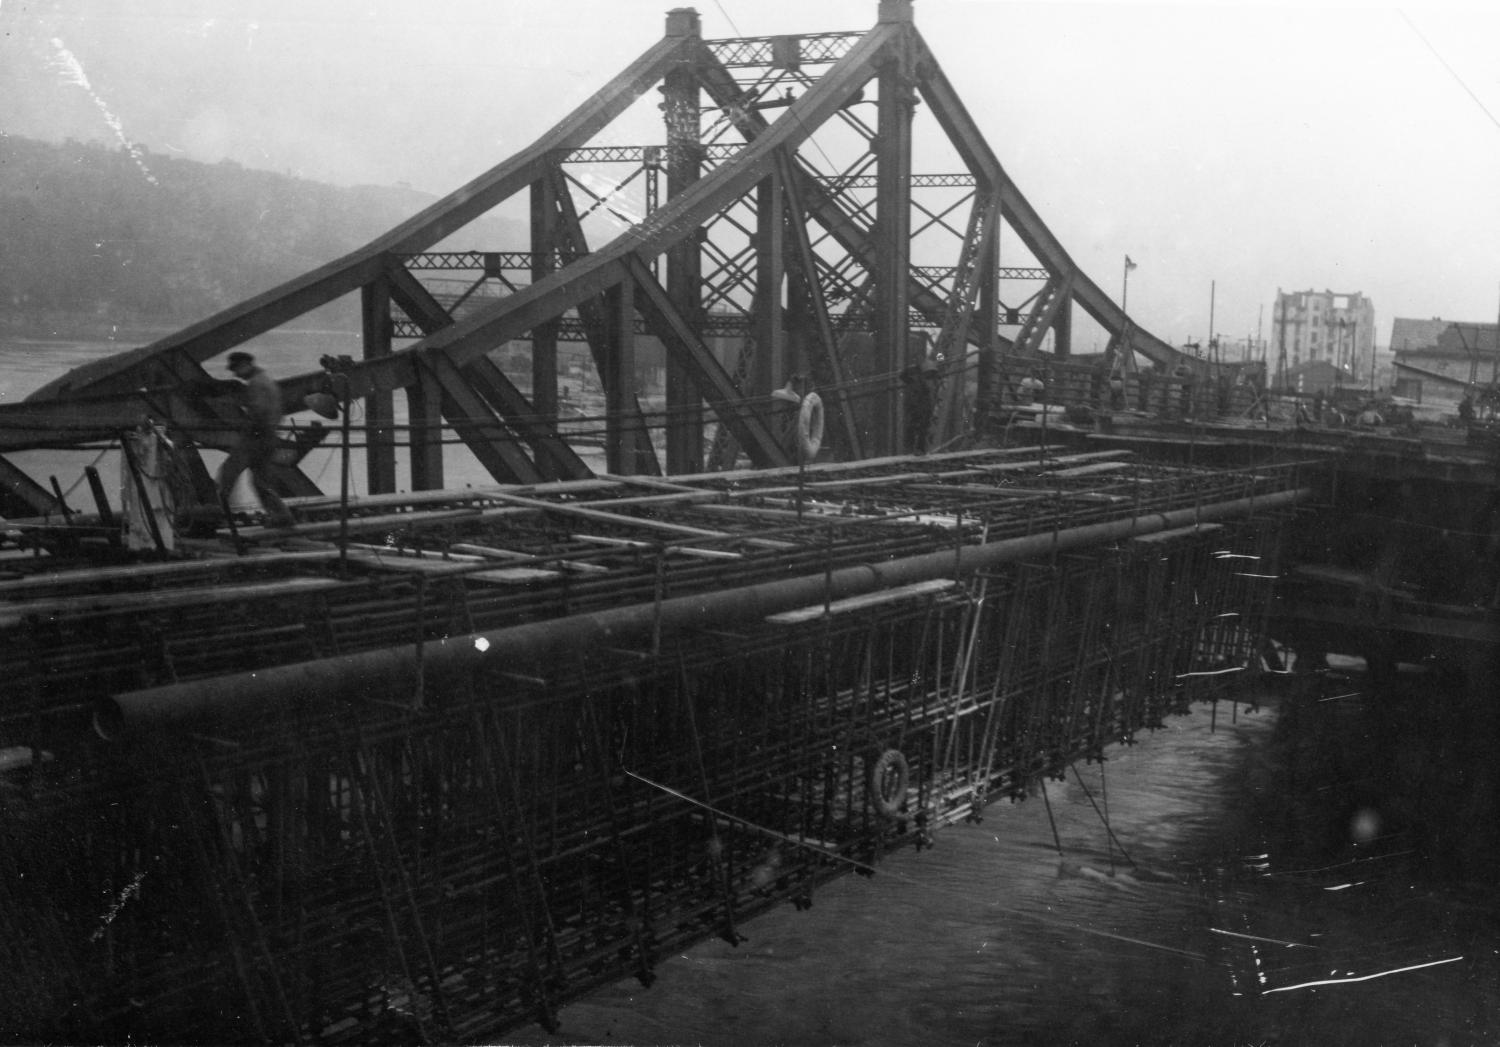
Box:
[1391,318,1500,403]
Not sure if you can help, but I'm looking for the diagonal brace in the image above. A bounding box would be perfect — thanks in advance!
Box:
[624,255,792,469]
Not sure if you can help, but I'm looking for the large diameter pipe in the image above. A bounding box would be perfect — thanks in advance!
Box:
[96,487,1310,738]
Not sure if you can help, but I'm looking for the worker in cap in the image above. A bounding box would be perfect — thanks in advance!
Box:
[217,351,294,527]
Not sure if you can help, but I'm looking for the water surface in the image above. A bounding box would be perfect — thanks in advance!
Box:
[503,691,1497,1047]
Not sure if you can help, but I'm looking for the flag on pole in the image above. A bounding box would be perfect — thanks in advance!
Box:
[1125,255,1138,271]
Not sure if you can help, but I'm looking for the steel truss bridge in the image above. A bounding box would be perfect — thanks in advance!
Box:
[14,4,1486,1044]
[0,448,1306,1042]
[5,0,1201,517]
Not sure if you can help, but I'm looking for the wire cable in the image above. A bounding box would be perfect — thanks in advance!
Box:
[1399,9,1500,135]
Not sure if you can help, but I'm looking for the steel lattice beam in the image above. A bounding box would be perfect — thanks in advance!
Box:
[8,4,1200,493]
[261,25,895,423]
[705,32,864,69]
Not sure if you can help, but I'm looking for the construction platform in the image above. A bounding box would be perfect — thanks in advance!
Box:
[1,447,1305,1043]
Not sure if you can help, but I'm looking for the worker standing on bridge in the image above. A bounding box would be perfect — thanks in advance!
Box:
[217,351,294,527]
[903,360,939,452]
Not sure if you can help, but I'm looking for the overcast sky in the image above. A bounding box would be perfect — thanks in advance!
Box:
[4,0,1499,351]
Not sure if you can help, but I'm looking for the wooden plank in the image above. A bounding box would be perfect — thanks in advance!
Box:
[468,566,565,585]
[245,506,485,539]
[285,476,621,513]
[1130,523,1224,544]
[676,445,1041,486]
[973,487,1129,503]
[341,549,483,573]
[766,578,959,625]
[483,490,732,539]
[485,491,799,550]
[0,550,342,597]
[571,534,743,560]
[0,576,343,627]
[574,490,724,510]
[1048,461,1134,479]
[341,546,563,583]
[448,542,610,575]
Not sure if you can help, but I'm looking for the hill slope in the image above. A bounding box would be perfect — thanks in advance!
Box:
[0,135,520,337]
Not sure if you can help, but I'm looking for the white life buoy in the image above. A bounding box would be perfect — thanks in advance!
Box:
[797,392,824,461]
[867,748,909,819]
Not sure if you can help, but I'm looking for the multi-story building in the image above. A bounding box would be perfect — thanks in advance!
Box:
[1270,289,1376,382]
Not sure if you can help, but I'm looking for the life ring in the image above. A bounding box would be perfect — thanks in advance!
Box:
[867,749,909,819]
[797,392,824,461]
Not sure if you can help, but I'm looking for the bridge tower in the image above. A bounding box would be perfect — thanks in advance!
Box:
[8,4,1205,516]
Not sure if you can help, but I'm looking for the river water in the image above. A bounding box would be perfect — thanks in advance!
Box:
[503,680,1498,1047]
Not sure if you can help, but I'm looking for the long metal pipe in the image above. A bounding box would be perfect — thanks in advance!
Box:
[95,486,1310,738]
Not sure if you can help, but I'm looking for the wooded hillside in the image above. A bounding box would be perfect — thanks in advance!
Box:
[0,135,512,336]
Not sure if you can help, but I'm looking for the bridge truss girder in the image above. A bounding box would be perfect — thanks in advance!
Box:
[10,3,1197,502]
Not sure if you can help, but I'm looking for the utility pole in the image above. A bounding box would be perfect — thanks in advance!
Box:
[1337,318,1347,393]
[1208,280,1216,344]
[1275,292,1289,393]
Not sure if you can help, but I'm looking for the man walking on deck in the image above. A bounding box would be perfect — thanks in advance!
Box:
[217,351,294,527]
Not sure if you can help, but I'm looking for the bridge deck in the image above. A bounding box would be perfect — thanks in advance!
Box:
[1,447,1304,1043]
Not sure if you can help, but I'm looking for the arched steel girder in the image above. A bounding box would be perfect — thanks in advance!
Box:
[24,29,696,405]
[910,35,1197,373]
[9,7,1196,489]
[6,27,701,491]
[270,23,902,468]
